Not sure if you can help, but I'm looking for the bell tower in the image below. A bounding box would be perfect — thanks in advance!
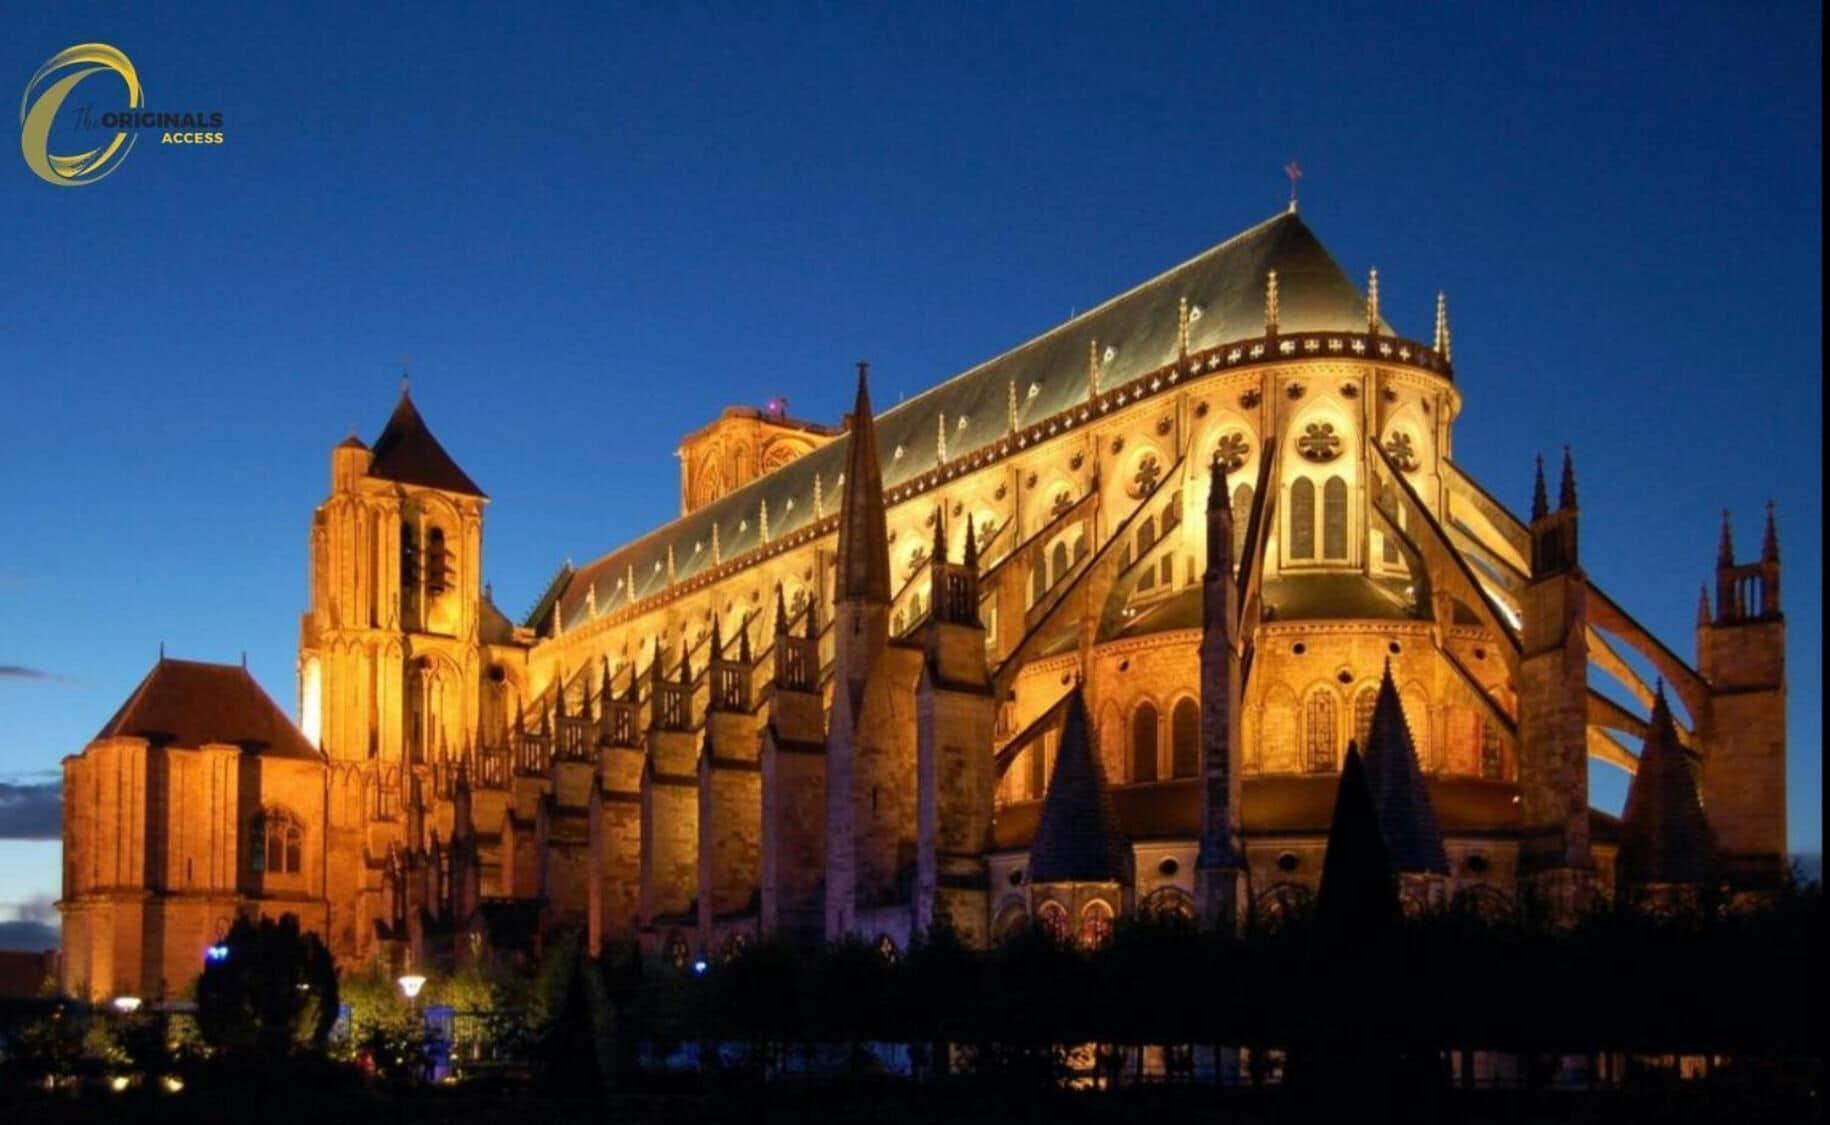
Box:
[298,385,491,960]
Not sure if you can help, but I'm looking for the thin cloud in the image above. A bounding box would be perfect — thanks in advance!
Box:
[0,779,61,840]
[0,665,50,680]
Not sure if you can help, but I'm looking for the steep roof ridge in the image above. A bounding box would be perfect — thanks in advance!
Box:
[1619,685,1717,887]
[554,210,1385,620]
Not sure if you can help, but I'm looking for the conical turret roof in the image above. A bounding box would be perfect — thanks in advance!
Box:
[1028,690,1128,884]
[1359,664,1449,876]
[1619,688,1717,887]
[368,389,486,497]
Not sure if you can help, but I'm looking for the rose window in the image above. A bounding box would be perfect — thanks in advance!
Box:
[1213,431,1252,472]
[1296,422,1342,463]
[1129,453,1163,498]
[1383,431,1419,472]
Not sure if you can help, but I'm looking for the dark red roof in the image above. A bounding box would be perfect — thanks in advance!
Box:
[367,391,486,497]
[95,658,322,760]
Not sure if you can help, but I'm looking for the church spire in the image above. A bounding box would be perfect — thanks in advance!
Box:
[1027,690,1128,885]
[1366,268,1380,334]
[1717,509,1735,567]
[1433,292,1451,362]
[963,515,980,571]
[1264,270,1280,336]
[774,583,789,636]
[1359,662,1448,876]
[1762,501,1780,563]
[1559,446,1578,511]
[1531,455,1549,521]
[1619,683,1717,890]
[835,362,890,605]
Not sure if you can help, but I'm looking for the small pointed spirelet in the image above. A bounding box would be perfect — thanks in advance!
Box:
[1366,268,1380,333]
[813,473,825,520]
[1696,583,1712,627]
[1088,338,1101,397]
[1265,271,1280,335]
[937,413,948,464]
[964,516,980,570]
[932,505,948,564]
[1177,296,1191,358]
[739,613,753,664]
[1531,455,1549,521]
[710,612,724,662]
[1434,292,1451,362]
[1763,501,1779,564]
[666,543,677,584]
[712,521,722,565]
[1718,509,1735,566]
[626,563,637,603]
[1559,446,1577,511]
[1007,379,1019,434]
[760,500,770,545]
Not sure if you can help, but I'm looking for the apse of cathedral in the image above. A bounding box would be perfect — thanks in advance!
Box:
[59,208,1787,1002]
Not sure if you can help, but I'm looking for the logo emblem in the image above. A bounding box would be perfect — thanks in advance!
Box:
[20,43,143,187]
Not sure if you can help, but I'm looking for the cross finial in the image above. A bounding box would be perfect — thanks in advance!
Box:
[400,354,412,395]
[1284,160,1302,212]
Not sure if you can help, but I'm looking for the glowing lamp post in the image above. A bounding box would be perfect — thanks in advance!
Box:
[110,996,142,1015]
[396,974,427,1001]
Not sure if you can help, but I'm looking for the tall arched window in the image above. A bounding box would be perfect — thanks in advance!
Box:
[1036,900,1071,943]
[1304,691,1338,773]
[254,809,303,875]
[1171,698,1200,778]
[1479,719,1505,780]
[1131,701,1159,783]
[1323,476,1349,560]
[426,527,449,594]
[1050,540,1069,586]
[1231,483,1254,559]
[400,522,420,586]
[1137,515,1157,554]
[1289,478,1316,560]
[1079,900,1115,948]
[1353,686,1378,749]
[1030,558,1047,607]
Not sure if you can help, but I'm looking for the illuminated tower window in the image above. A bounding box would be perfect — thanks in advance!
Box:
[426,527,448,594]
[253,809,303,875]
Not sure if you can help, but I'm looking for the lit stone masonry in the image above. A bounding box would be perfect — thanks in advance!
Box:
[61,208,1785,997]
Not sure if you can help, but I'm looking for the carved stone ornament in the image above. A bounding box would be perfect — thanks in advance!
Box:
[1296,422,1342,462]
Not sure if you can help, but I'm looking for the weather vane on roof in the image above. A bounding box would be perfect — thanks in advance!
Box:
[1284,161,1302,213]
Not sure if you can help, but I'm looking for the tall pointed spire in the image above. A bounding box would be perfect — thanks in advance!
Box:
[679,639,692,685]
[1762,501,1779,563]
[1007,379,1019,434]
[1359,663,1448,876]
[710,612,724,663]
[760,499,771,545]
[963,516,980,570]
[813,473,825,520]
[1028,690,1128,885]
[1265,271,1280,335]
[835,362,890,604]
[1696,583,1712,628]
[931,505,948,566]
[1558,446,1578,511]
[1313,744,1401,946]
[1177,295,1191,358]
[1531,455,1550,521]
[1717,509,1735,567]
[1433,292,1451,362]
[1205,447,1234,576]
[1366,268,1380,333]
[1619,684,1717,889]
[1087,339,1102,398]
[738,612,752,664]
[937,412,948,464]
[712,521,722,565]
[774,583,789,636]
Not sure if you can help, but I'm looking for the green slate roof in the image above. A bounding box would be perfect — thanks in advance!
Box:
[546,210,1388,630]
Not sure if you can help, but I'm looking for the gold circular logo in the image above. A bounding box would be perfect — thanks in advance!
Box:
[19,43,143,187]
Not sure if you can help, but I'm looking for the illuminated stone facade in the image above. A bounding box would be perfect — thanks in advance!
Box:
[61,209,1785,998]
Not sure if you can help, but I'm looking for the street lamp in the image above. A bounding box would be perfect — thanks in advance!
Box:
[396,974,427,1001]
[111,996,142,1014]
